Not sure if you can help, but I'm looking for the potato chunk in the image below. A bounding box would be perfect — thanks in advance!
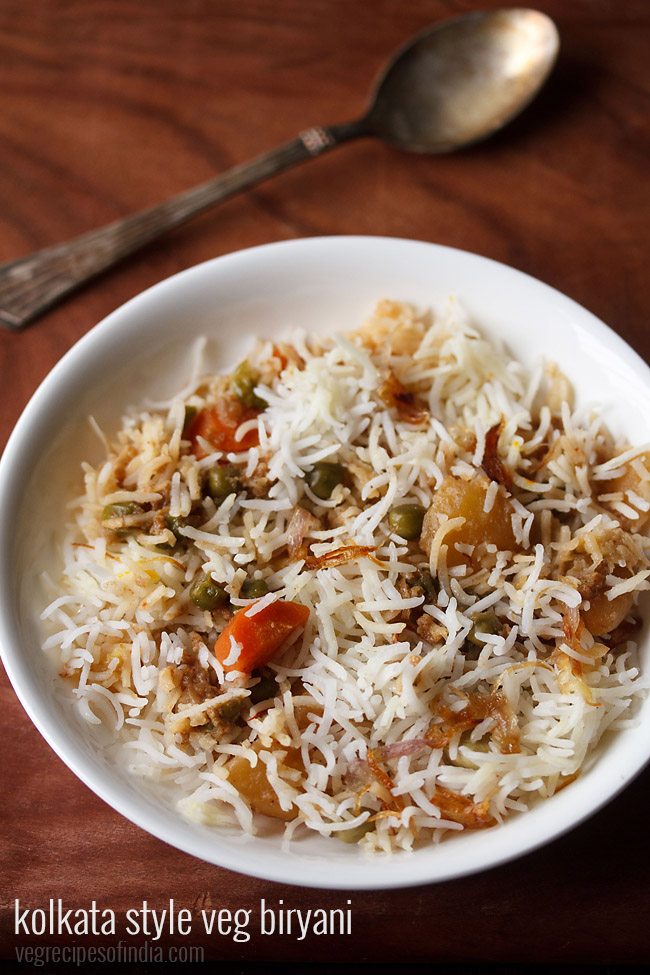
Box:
[582,590,635,636]
[420,474,517,567]
[561,525,645,635]
[227,746,302,822]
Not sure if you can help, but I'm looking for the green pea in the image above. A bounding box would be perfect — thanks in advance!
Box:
[241,577,270,599]
[165,514,186,538]
[388,503,425,540]
[249,673,278,704]
[338,821,375,844]
[416,569,437,600]
[189,575,229,611]
[307,461,345,500]
[231,360,267,410]
[217,698,245,723]
[467,611,502,648]
[155,514,185,552]
[207,465,241,502]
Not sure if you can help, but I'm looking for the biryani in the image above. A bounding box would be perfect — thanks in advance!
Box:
[41,299,650,853]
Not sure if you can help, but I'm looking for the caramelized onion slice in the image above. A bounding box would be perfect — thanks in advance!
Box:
[426,690,520,754]
[304,545,377,570]
[378,370,429,425]
[286,506,321,559]
[431,785,496,829]
[482,420,512,489]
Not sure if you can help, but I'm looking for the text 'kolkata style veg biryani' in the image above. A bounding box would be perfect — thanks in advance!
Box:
[42,300,650,853]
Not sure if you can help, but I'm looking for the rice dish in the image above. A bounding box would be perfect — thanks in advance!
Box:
[41,299,650,853]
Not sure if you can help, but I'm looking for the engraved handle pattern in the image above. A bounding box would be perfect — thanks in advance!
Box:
[0,124,352,330]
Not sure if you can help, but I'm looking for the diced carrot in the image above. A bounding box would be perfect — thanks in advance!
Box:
[215,599,310,674]
[187,402,259,458]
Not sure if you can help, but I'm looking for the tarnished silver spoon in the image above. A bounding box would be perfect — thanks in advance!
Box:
[0,8,559,329]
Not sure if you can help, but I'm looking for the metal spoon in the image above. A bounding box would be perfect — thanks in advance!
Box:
[0,8,559,330]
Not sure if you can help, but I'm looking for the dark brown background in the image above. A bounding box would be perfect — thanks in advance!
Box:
[1,0,649,966]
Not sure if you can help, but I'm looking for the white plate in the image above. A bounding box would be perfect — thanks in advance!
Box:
[1,236,649,889]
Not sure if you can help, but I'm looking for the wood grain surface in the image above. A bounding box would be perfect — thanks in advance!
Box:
[1,0,649,966]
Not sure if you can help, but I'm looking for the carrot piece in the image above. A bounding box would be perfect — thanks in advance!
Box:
[215,599,310,674]
[187,403,259,457]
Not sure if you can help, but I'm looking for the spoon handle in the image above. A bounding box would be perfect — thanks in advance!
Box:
[0,120,362,330]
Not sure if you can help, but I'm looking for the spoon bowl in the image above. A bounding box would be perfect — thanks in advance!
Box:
[367,8,560,153]
[0,8,560,329]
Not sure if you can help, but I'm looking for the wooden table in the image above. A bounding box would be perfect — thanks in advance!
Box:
[1,0,648,965]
